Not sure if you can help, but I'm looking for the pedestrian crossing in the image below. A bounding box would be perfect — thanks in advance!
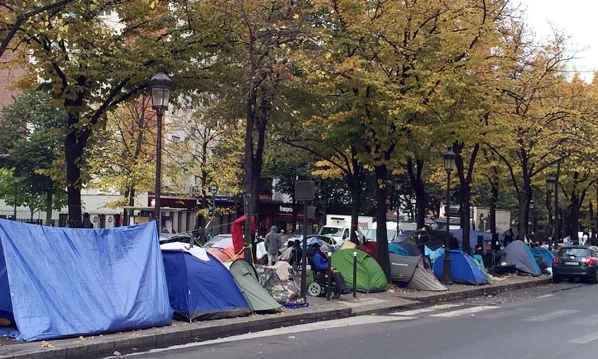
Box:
[390,303,598,345]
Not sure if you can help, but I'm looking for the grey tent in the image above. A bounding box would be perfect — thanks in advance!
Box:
[390,254,447,291]
[227,260,282,312]
[503,240,542,276]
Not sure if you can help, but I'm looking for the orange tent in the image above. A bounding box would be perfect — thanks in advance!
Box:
[205,235,238,263]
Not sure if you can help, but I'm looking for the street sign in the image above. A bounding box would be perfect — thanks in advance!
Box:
[210,184,218,195]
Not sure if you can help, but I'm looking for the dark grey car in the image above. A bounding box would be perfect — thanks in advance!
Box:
[552,245,598,283]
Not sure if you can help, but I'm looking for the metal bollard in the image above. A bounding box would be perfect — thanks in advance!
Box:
[352,251,357,298]
[326,252,332,301]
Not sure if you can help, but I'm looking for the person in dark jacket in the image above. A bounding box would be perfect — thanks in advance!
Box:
[264,225,281,265]
[82,213,94,228]
[311,245,350,294]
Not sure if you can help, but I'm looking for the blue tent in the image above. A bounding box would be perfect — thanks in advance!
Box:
[161,243,251,321]
[432,250,488,285]
[504,240,542,276]
[530,246,554,269]
[0,220,172,341]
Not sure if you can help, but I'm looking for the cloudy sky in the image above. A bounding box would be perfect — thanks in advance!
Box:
[519,0,598,80]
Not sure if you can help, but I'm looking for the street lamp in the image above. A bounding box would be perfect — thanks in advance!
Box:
[529,199,535,234]
[546,176,556,248]
[13,177,18,220]
[442,148,456,284]
[149,69,173,232]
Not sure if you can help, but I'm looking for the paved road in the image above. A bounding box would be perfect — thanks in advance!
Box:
[108,281,597,359]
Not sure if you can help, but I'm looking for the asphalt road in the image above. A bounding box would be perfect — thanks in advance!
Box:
[105,281,598,359]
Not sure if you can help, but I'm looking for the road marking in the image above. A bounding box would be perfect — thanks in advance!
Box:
[524,309,578,322]
[572,313,598,326]
[536,294,554,299]
[570,330,598,344]
[390,304,463,316]
[430,306,499,318]
[110,315,417,357]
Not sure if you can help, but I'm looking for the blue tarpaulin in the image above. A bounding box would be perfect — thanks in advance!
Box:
[0,220,172,341]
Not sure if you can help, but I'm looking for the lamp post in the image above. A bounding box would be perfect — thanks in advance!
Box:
[13,177,18,220]
[442,148,456,284]
[529,199,535,234]
[149,69,173,232]
[546,176,556,248]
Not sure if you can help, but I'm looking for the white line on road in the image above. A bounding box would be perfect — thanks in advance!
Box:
[572,313,598,326]
[536,294,554,299]
[389,304,463,316]
[430,306,499,318]
[524,309,578,322]
[570,330,598,344]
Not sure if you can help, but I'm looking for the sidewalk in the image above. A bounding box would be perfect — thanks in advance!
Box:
[0,274,551,359]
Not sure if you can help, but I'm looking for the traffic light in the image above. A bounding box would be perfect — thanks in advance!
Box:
[208,205,214,216]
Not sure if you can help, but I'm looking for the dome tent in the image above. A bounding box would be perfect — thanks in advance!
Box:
[331,246,388,293]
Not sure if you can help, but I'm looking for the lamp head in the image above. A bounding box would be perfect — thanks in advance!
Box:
[442,149,456,171]
[149,68,172,112]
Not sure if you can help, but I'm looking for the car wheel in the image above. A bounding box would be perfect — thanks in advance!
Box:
[592,270,598,284]
[307,282,322,297]
[552,274,561,283]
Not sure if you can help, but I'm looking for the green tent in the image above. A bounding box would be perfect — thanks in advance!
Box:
[227,260,282,312]
[331,248,388,293]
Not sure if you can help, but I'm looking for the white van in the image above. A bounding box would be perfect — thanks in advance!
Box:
[364,221,398,242]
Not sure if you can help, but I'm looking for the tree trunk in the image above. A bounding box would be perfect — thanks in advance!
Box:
[45,190,53,226]
[348,161,363,244]
[407,158,428,229]
[374,164,390,281]
[64,91,90,228]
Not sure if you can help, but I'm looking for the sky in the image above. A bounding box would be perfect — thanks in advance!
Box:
[519,0,598,81]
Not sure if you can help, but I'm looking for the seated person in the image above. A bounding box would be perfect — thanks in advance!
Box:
[311,245,350,294]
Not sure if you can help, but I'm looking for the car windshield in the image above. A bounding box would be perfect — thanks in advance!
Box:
[320,227,341,236]
[559,248,589,257]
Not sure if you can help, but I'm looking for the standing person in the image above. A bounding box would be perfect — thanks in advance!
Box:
[82,213,94,228]
[264,225,281,266]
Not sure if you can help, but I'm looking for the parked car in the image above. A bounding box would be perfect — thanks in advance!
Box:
[552,245,598,283]
[159,233,193,245]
